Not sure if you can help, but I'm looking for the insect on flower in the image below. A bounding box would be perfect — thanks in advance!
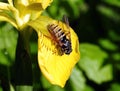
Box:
[47,16,72,55]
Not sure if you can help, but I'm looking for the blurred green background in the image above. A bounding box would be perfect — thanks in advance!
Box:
[0,0,120,91]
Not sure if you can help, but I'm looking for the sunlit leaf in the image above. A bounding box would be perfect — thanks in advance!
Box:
[83,85,94,91]
[78,43,113,84]
[70,67,86,91]
[16,86,33,91]
[10,83,15,91]
[40,75,52,89]
[99,64,113,82]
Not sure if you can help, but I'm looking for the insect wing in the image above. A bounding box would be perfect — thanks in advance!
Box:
[62,15,69,28]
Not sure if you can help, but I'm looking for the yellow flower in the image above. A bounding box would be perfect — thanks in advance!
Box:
[28,16,80,87]
[0,0,80,88]
[0,0,53,29]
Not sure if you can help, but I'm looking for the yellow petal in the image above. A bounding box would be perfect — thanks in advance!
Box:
[0,1,29,28]
[7,0,53,28]
[28,16,53,36]
[14,0,53,8]
[26,3,43,20]
[27,0,53,9]
[39,0,53,9]
[28,16,80,87]
[38,30,80,87]
[7,5,26,28]
[8,0,14,6]
[13,0,52,23]
[13,0,29,7]
[27,0,53,19]
[0,12,18,28]
[0,2,18,28]
[13,0,53,14]
[0,2,11,10]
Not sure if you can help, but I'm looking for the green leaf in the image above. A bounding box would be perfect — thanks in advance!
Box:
[83,85,94,91]
[108,83,120,91]
[70,67,86,91]
[78,43,113,84]
[40,75,52,89]
[0,86,3,91]
[66,0,82,18]
[0,23,17,66]
[0,51,11,66]
[112,53,120,70]
[99,64,113,82]
[99,39,118,51]
[16,86,33,91]
[41,75,65,91]
[10,84,15,91]
[112,53,120,61]
[30,42,37,54]
[48,86,65,91]
[46,0,85,19]
[104,0,120,7]
[97,5,120,21]
[108,30,120,42]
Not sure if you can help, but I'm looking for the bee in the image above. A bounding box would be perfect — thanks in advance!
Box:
[47,16,72,55]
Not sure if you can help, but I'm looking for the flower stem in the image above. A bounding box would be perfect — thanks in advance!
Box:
[14,29,33,90]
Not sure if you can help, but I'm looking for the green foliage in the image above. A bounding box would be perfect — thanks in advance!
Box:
[79,43,112,84]
[108,83,120,91]
[69,67,86,91]
[16,86,33,91]
[104,0,120,7]
[0,22,17,66]
[112,53,120,61]
[40,75,65,91]
[83,85,94,91]
[108,30,120,42]
[45,0,85,19]
[99,39,118,51]
[97,6,120,21]
[0,86,3,91]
